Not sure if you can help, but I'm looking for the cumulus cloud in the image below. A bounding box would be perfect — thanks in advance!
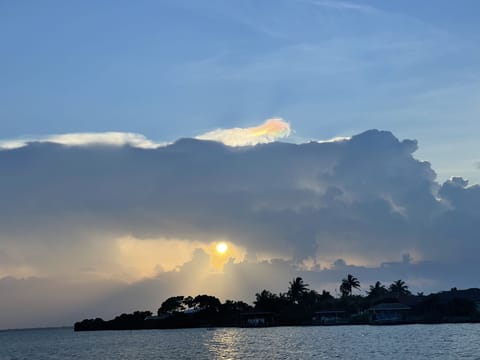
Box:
[0,127,479,328]
[195,118,291,146]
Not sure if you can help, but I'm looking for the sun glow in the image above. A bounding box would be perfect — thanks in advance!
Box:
[216,242,228,254]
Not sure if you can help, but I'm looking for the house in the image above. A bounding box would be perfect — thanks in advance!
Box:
[368,302,411,324]
[312,310,346,325]
[239,312,278,327]
[145,313,171,321]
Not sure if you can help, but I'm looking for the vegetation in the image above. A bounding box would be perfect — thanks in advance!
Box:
[287,277,309,304]
[367,281,388,299]
[74,275,480,331]
[389,280,411,298]
[339,274,361,297]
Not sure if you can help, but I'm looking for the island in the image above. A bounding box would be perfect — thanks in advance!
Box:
[74,275,480,331]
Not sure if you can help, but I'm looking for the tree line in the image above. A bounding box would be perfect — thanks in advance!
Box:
[74,275,479,331]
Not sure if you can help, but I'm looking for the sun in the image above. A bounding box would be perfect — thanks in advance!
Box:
[216,242,228,254]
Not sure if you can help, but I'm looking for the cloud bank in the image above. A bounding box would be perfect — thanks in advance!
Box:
[0,132,165,150]
[0,118,291,150]
[0,126,479,328]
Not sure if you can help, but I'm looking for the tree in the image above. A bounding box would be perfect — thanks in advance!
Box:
[287,277,309,304]
[301,290,320,309]
[183,296,194,308]
[319,290,333,300]
[254,290,284,312]
[367,281,388,299]
[389,280,411,298]
[158,296,186,315]
[340,274,360,297]
[446,297,477,317]
[222,300,252,313]
[192,295,222,312]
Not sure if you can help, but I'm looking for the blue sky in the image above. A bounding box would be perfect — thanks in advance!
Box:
[1,0,479,183]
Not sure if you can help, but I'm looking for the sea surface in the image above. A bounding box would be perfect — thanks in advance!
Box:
[1,324,479,359]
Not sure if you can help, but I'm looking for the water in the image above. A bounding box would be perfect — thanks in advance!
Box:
[1,324,479,359]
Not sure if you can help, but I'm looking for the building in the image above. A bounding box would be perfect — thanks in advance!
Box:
[368,302,411,324]
[239,312,278,327]
[312,310,346,325]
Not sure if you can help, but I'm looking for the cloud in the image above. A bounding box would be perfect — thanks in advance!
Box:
[0,119,291,150]
[195,118,291,146]
[0,128,466,265]
[0,128,479,328]
[0,132,166,150]
[302,0,379,14]
[316,136,351,144]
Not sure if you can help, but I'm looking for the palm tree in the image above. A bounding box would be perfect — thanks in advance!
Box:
[339,274,360,297]
[254,290,280,311]
[389,280,411,298]
[288,277,309,304]
[367,281,388,298]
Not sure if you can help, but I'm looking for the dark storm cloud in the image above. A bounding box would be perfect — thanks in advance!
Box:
[0,129,477,263]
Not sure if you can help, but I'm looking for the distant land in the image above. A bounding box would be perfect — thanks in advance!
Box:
[75,275,480,331]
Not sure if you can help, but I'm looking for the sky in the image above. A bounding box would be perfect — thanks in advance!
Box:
[1,0,480,329]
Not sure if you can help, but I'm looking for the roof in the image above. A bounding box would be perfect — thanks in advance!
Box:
[368,302,411,311]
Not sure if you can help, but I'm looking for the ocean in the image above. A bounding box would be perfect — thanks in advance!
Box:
[1,324,479,359]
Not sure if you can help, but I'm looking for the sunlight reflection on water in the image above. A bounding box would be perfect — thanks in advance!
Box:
[1,324,480,359]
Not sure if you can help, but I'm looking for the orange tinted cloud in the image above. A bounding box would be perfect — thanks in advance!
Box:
[196,118,291,146]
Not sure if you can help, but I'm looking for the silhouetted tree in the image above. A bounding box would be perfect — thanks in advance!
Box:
[254,290,278,308]
[222,300,252,313]
[389,280,411,298]
[254,290,288,312]
[301,290,319,309]
[367,281,388,299]
[288,277,309,304]
[158,296,186,315]
[183,296,194,308]
[320,290,333,300]
[340,274,360,297]
[192,295,221,312]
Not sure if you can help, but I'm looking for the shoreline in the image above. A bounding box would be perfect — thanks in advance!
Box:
[74,319,480,332]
